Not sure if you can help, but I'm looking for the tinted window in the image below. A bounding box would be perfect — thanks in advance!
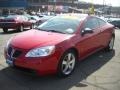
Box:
[84,17,99,29]
[97,18,106,26]
[22,16,29,21]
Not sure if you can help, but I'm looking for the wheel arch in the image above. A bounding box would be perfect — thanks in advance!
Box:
[63,47,79,61]
[57,47,79,77]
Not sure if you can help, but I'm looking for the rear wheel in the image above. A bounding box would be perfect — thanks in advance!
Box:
[3,28,8,33]
[57,50,77,77]
[30,24,34,29]
[105,36,115,51]
[18,25,24,32]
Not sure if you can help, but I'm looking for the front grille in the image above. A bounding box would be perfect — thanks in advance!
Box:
[8,46,22,58]
[13,50,22,58]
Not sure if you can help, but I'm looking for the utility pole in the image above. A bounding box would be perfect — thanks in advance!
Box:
[103,0,105,16]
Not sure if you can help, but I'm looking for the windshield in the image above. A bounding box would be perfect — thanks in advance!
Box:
[37,16,81,34]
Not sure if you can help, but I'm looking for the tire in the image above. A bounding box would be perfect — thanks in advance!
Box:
[18,25,24,32]
[30,24,34,29]
[3,28,8,33]
[105,36,115,51]
[57,50,77,77]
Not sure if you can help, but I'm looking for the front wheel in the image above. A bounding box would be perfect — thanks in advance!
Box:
[105,36,115,51]
[57,50,77,77]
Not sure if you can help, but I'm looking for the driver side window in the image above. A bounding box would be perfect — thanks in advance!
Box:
[84,17,99,30]
[22,16,29,21]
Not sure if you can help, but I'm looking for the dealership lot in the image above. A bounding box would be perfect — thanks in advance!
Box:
[0,29,120,90]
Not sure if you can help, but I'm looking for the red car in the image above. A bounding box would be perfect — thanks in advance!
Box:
[4,14,115,77]
[0,15,34,33]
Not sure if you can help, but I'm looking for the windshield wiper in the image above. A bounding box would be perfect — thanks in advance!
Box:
[35,28,48,31]
[48,30,65,34]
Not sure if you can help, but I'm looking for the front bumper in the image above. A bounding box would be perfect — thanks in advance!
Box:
[15,56,59,75]
[4,46,62,75]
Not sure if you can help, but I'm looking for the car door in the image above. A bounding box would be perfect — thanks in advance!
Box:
[77,17,102,59]
[97,18,114,47]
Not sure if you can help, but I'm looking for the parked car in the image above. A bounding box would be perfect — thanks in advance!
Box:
[0,15,34,33]
[39,15,54,23]
[28,15,42,28]
[4,14,115,77]
[26,15,53,27]
[107,18,120,28]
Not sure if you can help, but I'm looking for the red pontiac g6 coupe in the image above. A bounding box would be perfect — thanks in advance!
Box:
[4,14,115,77]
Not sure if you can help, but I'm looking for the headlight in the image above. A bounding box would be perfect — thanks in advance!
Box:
[25,46,55,57]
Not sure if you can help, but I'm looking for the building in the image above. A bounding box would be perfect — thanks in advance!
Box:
[26,0,78,12]
[0,0,120,16]
[0,0,27,9]
[0,0,27,15]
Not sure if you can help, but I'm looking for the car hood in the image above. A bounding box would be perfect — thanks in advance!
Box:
[11,30,73,50]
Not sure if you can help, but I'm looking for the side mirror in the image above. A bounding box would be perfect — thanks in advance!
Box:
[82,28,93,35]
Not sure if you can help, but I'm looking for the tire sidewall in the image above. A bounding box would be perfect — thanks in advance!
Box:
[109,36,115,50]
[105,36,115,51]
[19,25,24,32]
[30,24,34,29]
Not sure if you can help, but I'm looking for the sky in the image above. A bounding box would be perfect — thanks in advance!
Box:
[79,0,120,6]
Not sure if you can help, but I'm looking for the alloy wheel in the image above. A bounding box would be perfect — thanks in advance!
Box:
[61,53,76,75]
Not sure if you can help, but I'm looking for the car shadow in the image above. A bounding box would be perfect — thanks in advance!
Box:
[0,50,115,90]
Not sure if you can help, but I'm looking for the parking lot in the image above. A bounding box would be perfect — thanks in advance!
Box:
[0,29,120,90]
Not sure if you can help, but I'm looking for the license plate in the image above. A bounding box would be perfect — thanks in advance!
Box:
[6,57,14,66]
